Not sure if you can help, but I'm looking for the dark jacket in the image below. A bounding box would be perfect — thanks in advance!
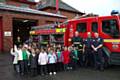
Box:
[70,50,79,62]
[29,54,38,68]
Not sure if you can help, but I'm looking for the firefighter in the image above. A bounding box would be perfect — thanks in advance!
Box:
[72,31,84,67]
[83,32,93,67]
[72,31,83,48]
[15,36,22,47]
[91,32,104,71]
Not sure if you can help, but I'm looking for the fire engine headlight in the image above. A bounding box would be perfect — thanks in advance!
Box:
[112,44,119,49]
[68,38,72,42]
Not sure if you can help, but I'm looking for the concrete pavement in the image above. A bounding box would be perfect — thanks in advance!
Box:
[0,53,120,80]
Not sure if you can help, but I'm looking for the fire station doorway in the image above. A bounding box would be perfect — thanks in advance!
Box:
[12,18,37,45]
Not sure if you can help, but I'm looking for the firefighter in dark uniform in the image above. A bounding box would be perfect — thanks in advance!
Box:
[14,36,22,47]
[71,31,84,67]
[83,32,94,67]
[72,31,83,48]
[91,33,104,71]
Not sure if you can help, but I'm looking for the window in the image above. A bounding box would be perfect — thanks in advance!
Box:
[102,19,119,36]
[76,23,87,32]
[92,22,98,32]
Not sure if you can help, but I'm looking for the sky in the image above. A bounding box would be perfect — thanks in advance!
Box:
[35,0,120,16]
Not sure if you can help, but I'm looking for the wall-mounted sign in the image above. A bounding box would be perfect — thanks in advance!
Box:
[4,31,12,37]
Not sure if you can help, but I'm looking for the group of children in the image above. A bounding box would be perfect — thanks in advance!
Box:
[10,43,82,76]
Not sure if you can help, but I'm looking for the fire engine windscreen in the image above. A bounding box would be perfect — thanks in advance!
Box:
[102,19,120,38]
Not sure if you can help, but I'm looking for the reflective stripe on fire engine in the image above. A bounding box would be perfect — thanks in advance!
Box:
[104,39,120,42]
[56,28,66,33]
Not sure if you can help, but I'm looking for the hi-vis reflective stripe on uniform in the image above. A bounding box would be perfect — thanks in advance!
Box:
[56,28,66,33]
[104,39,120,42]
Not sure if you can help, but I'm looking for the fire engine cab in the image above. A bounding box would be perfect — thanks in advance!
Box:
[61,14,120,65]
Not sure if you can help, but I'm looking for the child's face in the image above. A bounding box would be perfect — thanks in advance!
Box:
[36,49,39,52]
[50,50,53,54]
[32,49,35,54]
[41,49,44,52]
[18,45,22,49]
[64,47,67,50]
[48,47,51,51]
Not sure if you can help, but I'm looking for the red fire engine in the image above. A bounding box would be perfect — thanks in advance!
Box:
[30,13,120,65]
[30,24,65,46]
[61,14,120,65]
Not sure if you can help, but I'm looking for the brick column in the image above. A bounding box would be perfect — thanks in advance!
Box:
[2,14,13,52]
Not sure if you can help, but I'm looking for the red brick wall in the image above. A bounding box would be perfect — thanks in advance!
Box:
[60,10,77,19]
[1,13,13,52]
[0,11,66,52]
[6,0,36,9]
[42,8,82,19]
[6,1,21,7]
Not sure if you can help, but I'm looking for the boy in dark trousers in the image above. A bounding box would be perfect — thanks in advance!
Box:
[29,49,38,76]
[35,48,40,74]
[70,47,79,70]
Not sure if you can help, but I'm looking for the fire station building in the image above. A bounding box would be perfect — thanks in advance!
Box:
[0,0,84,52]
